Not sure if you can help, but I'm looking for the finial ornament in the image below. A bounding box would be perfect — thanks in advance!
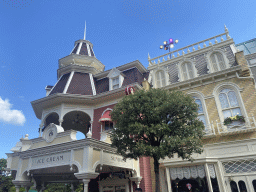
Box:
[84,21,86,40]
[224,24,228,32]
[148,53,150,60]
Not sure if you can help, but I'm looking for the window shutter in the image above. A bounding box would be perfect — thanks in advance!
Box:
[216,53,226,70]
[210,54,218,72]
[187,63,194,79]
[182,64,188,80]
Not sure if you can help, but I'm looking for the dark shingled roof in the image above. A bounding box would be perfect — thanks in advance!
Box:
[95,77,109,94]
[50,73,71,95]
[66,72,93,95]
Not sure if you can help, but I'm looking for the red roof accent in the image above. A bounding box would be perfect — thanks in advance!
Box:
[99,110,112,122]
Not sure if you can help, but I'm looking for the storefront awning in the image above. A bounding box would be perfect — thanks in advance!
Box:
[99,110,112,122]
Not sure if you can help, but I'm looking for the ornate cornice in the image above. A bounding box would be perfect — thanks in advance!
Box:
[14,138,117,159]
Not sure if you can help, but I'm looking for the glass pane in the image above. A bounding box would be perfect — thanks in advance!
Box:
[228,91,239,107]
[161,71,166,86]
[238,180,247,192]
[252,180,256,192]
[220,88,230,93]
[182,64,188,80]
[230,181,239,192]
[219,93,229,109]
[231,108,242,116]
[156,72,160,80]
[223,110,232,119]
[198,115,206,126]
[216,53,226,70]
[211,54,218,72]
[195,99,203,113]
[187,63,194,79]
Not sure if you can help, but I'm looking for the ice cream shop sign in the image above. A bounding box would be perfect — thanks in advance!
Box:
[31,152,71,169]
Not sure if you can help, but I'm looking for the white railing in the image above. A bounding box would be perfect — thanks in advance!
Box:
[148,28,231,66]
[216,116,256,134]
[203,122,216,137]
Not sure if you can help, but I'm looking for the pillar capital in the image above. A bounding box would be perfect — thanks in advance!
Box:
[74,172,99,180]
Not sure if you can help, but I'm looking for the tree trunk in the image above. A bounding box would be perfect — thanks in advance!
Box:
[153,156,160,192]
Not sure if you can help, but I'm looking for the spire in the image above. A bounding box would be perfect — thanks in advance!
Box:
[84,21,86,40]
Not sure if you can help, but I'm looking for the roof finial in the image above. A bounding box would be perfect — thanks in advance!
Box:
[224,24,228,32]
[84,21,86,40]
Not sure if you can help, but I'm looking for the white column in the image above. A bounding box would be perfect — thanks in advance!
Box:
[204,163,213,192]
[166,167,172,192]
[39,124,43,137]
[135,181,141,188]
[59,119,63,126]
[216,161,228,192]
[83,179,90,192]
[15,185,20,192]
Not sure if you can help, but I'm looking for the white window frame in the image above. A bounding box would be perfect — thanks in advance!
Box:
[187,91,210,128]
[213,83,248,123]
[178,59,198,82]
[155,70,167,88]
[206,49,230,73]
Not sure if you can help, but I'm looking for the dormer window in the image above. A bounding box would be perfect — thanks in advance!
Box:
[178,60,198,81]
[107,68,124,91]
[210,52,226,72]
[112,77,119,90]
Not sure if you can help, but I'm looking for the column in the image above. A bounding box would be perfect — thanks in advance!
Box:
[83,179,90,192]
[216,161,228,192]
[166,167,172,192]
[15,185,20,192]
[204,163,213,192]
[59,118,63,126]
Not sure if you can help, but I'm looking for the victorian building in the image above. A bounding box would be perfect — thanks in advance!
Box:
[6,26,256,192]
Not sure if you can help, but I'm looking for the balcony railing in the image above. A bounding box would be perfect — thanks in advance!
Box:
[148,27,231,67]
[216,116,256,135]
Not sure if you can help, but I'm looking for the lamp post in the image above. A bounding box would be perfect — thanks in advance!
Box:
[160,38,179,52]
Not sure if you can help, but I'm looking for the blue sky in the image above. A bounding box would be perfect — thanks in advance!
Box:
[0,0,256,158]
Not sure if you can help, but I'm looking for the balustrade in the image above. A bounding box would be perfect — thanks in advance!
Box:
[148,31,230,66]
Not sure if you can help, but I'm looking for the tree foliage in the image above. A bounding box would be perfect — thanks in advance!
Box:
[110,88,205,192]
[0,158,15,192]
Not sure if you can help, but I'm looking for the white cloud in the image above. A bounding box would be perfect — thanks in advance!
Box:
[0,97,26,126]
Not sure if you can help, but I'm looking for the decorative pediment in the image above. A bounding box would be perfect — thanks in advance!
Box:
[107,68,122,78]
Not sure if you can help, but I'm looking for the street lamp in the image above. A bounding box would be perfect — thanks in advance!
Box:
[160,38,179,52]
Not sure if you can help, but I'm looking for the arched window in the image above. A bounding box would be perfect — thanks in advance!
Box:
[155,70,166,88]
[99,110,114,132]
[193,97,206,126]
[218,88,242,119]
[210,52,226,72]
[181,62,194,80]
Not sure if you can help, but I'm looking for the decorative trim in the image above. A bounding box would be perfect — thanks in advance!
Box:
[63,71,75,94]
[89,73,96,95]
[86,43,91,57]
[76,42,83,55]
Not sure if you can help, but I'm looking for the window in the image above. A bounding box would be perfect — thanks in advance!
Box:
[210,52,226,72]
[102,121,114,131]
[112,77,119,90]
[155,70,166,88]
[181,62,194,80]
[218,88,242,119]
[193,97,206,126]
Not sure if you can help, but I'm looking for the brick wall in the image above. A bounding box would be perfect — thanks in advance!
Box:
[139,157,153,192]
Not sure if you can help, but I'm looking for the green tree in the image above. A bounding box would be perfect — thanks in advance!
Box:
[0,158,15,192]
[110,88,205,192]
